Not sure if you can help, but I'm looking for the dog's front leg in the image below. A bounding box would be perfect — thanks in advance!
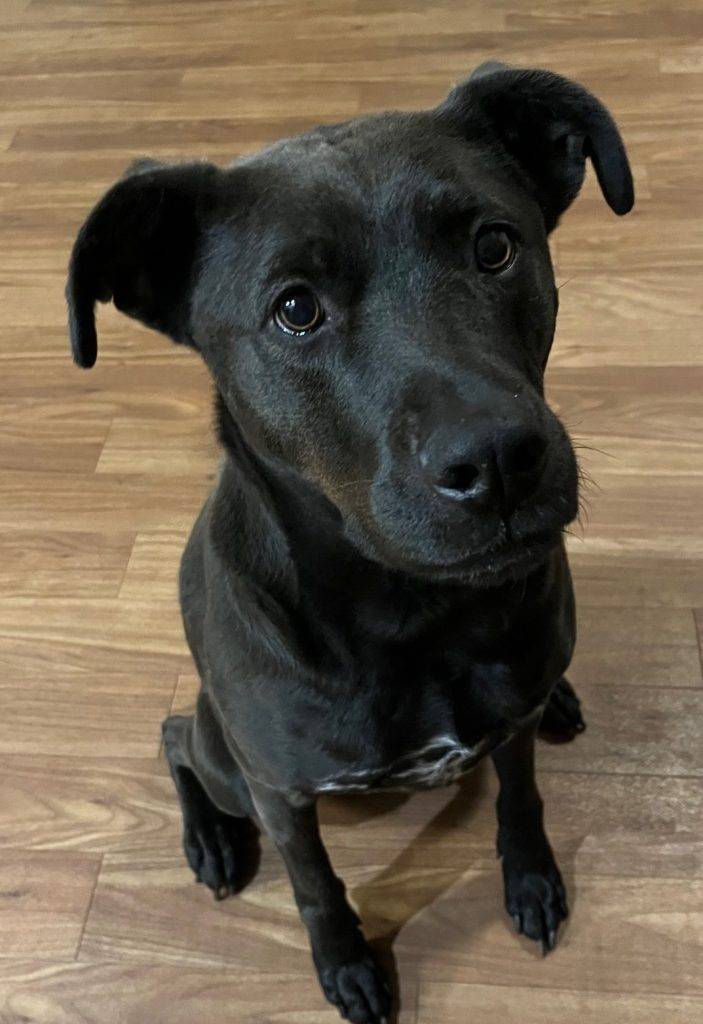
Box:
[248,779,391,1024]
[491,722,568,954]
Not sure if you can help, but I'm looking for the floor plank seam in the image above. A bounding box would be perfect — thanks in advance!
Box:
[694,609,703,686]
[114,528,140,599]
[74,852,103,962]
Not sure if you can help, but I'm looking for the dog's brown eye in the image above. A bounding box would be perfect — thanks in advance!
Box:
[274,287,323,335]
[475,227,515,273]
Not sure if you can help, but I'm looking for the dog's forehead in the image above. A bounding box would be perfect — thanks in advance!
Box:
[241,111,524,226]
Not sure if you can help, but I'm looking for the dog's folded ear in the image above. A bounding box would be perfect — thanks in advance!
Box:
[66,160,222,367]
[440,64,634,231]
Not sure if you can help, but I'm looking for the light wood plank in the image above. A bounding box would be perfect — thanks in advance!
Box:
[0,672,177,758]
[0,756,178,854]
[419,982,703,1024]
[568,551,703,609]
[539,684,703,776]
[0,960,419,1024]
[119,530,190,601]
[569,606,702,689]
[96,417,218,477]
[0,851,100,960]
[0,530,134,598]
[393,873,703,996]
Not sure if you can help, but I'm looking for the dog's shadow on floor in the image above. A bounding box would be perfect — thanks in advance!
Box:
[229,751,579,1022]
[341,769,490,1018]
[320,761,580,1022]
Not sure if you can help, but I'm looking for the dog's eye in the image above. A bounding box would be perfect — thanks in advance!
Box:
[274,287,324,335]
[475,227,515,273]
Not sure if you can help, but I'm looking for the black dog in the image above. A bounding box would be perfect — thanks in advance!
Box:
[67,63,633,1024]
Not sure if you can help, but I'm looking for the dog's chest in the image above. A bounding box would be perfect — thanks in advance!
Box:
[306,651,549,795]
[312,709,541,795]
[313,733,492,794]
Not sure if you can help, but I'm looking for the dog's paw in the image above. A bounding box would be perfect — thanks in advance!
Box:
[318,955,392,1024]
[539,676,585,743]
[503,859,568,955]
[183,811,257,900]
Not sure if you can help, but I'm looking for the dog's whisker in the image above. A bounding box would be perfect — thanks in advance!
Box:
[572,440,617,461]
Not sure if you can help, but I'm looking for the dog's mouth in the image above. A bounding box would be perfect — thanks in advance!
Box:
[404,527,563,587]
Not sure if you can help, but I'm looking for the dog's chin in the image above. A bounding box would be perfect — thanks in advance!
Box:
[398,529,563,588]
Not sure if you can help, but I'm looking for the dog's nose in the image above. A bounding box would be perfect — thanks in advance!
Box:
[419,422,548,512]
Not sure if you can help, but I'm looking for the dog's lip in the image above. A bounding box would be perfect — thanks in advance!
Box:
[407,528,562,584]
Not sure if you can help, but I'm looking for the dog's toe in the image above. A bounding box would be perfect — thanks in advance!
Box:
[539,676,585,743]
[504,861,568,954]
[183,813,254,898]
[319,955,392,1024]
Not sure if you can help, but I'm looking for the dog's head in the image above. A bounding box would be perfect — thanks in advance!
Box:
[67,65,633,586]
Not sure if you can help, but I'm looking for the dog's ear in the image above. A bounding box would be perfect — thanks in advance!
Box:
[440,63,634,231]
[66,160,222,368]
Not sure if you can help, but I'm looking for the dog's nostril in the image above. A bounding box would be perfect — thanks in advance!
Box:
[510,434,547,475]
[436,462,480,494]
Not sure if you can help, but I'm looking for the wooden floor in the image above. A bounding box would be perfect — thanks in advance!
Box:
[1,1,702,1021]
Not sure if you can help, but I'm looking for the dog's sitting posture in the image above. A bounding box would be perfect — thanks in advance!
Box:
[67,63,633,1024]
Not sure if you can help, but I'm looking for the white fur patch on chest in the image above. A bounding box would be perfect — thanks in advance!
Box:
[314,733,496,794]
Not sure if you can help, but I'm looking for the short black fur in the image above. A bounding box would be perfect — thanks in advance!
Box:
[67,65,631,1023]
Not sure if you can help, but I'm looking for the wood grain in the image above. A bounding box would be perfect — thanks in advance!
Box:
[419,983,703,1024]
[3,756,702,878]
[0,960,420,1024]
[0,851,100,960]
[1,0,701,1021]
[0,756,179,854]
[0,672,177,758]
[393,873,703,996]
[538,684,703,776]
[569,606,702,689]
